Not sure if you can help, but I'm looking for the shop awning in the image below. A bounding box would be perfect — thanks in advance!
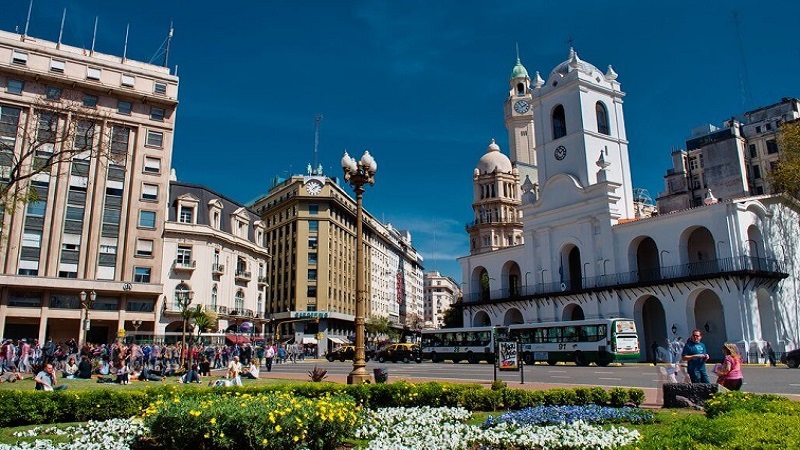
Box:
[328,337,346,345]
[225,334,251,345]
[302,337,318,344]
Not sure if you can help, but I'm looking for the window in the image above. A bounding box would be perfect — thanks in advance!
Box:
[86,67,101,80]
[179,206,194,223]
[117,101,132,115]
[146,130,163,148]
[135,239,153,256]
[144,157,161,174]
[595,102,610,135]
[307,286,317,297]
[309,204,319,214]
[74,120,94,150]
[766,122,772,131]
[752,164,761,180]
[234,290,245,313]
[50,59,65,73]
[82,94,98,108]
[12,50,28,65]
[133,267,151,283]
[308,253,318,264]
[308,236,318,249]
[755,125,762,133]
[46,86,62,100]
[153,81,167,95]
[211,286,218,308]
[767,139,779,154]
[309,220,318,232]
[308,269,317,281]
[141,183,158,201]
[150,107,164,121]
[110,126,130,154]
[6,79,23,95]
[26,200,46,217]
[552,104,567,139]
[139,210,156,228]
[176,246,192,265]
[121,74,135,87]
[749,144,757,158]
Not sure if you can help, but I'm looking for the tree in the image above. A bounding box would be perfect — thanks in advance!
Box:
[0,90,118,221]
[442,301,464,328]
[769,120,800,199]
[365,316,397,343]
[191,305,219,333]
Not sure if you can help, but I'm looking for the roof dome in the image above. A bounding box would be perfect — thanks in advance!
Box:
[477,139,513,174]
[548,48,601,81]
[510,57,529,79]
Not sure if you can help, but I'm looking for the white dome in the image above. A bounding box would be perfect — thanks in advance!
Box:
[547,48,602,83]
[476,139,513,174]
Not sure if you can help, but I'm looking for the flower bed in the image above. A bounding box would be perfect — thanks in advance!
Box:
[483,404,654,427]
[0,418,145,450]
[355,406,642,449]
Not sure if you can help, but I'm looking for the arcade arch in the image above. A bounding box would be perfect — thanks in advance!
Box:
[634,295,667,363]
[689,289,727,360]
[561,303,584,321]
[473,310,491,327]
[503,308,524,325]
[501,261,522,296]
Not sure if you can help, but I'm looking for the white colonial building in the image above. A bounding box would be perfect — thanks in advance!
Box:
[458,49,800,362]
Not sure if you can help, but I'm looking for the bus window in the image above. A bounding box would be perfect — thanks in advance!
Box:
[563,326,577,342]
[598,324,607,338]
[547,327,561,343]
[584,325,598,341]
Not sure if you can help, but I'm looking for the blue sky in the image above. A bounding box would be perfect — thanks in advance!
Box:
[5,1,800,283]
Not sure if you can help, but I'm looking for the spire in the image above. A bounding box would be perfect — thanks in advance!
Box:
[704,189,718,205]
[510,44,529,79]
[568,47,580,70]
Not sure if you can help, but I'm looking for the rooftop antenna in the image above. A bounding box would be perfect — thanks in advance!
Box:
[23,0,33,37]
[515,42,520,60]
[733,10,753,110]
[313,114,323,174]
[122,23,129,61]
[57,8,66,48]
[567,35,574,49]
[90,16,98,55]
[164,21,174,67]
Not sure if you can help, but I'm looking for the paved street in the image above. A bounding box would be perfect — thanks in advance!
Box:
[264,359,800,397]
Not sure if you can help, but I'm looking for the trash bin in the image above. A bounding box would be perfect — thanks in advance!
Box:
[373,367,388,383]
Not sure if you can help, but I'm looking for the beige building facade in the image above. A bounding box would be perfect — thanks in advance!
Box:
[0,29,177,343]
[250,173,424,350]
[422,270,460,329]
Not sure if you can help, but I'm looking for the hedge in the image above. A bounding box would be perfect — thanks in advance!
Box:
[0,382,646,427]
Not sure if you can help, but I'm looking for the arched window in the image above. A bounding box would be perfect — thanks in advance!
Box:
[257,294,263,317]
[234,290,245,313]
[552,104,567,139]
[211,285,218,308]
[516,83,525,95]
[596,102,610,135]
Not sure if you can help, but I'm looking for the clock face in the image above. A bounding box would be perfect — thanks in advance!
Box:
[513,100,530,114]
[305,180,323,195]
[554,145,567,161]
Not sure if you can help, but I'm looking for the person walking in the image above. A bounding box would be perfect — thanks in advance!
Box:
[264,344,275,372]
[682,329,710,383]
[714,343,744,390]
[763,342,777,367]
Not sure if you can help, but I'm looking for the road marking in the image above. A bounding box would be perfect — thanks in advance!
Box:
[598,377,622,380]
[548,370,568,373]
[790,384,800,387]
[550,376,571,379]
[593,371,613,374]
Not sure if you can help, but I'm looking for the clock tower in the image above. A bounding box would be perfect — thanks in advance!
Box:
[504,56,539,199]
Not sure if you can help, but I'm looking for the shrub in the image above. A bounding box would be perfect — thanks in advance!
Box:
[461,386,502,411]
[589,386,610,405]
[705,391,800,419]
[627,388,645,407]
[490,380,507,391]
[143,391,360,450]
[307,366,328,382]
[609,387,629,407]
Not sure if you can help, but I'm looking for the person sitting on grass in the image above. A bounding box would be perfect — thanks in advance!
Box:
[226,356,242,386]
[199,357,211,376]
[136,365,165,382]
[242,361,259,380]
[76,356,93,379]
[180,363,201,383]
[63,357,79,379]
[114,359,129,385]
[35,364,66,391]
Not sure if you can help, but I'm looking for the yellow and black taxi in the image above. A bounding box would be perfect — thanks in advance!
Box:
[376,342,422,363]
[325,345,374,362]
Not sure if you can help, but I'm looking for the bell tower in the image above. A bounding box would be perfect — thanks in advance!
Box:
[504,53,539,197]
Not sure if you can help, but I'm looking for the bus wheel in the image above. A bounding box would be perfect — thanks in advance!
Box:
[547,360,557,366]
[430,352,440,363]
[523,353,534,365]
[574,352,588,367]
[596,360,611,367]
[467,353,477,364]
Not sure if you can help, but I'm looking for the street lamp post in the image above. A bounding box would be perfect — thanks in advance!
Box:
[132,320,142,343]
[79,290,96,349]
[176,290,194,368]
[342,149,377,384]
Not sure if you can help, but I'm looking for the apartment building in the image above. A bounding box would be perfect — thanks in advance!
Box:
[657,98,800,213]
[0,29,178,343]
[423,270,460,329]
[158,181,270,338]
[250,173,424,350]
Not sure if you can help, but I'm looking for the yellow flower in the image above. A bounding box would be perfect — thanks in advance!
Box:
[293,436,299,442]
[275,425,282,432]
[210,417,217,425]
[262,438,268,445]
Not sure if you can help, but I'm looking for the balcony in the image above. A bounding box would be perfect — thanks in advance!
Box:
[206,305,228,315]
[229,308,255,318]
[463,256,788,304]
[257,275,268,286]
[173,259,196,271]
[465,217,522,232]
[212,263,225,275]
[235,270,252,282]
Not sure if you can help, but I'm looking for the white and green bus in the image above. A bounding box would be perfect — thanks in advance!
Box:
[507,318,640,366]
[420,326,504,364]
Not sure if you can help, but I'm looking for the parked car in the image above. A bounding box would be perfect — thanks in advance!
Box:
[325,345,373,362]
[782,348,800,368]
[376,343,422,363]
